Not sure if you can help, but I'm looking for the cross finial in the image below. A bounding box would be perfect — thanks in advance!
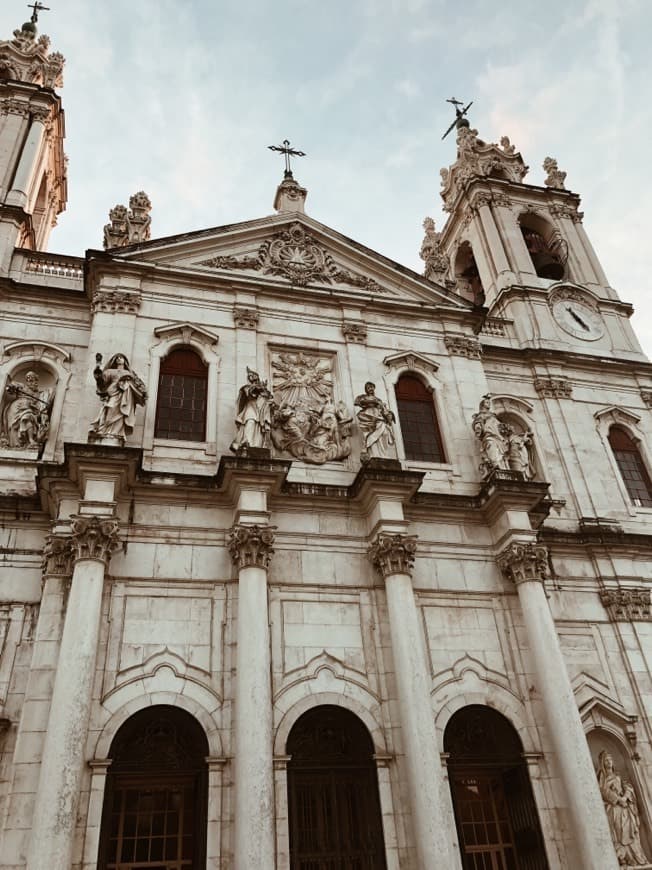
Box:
[441,97,474,140]
[268,139,306,179]
[27,1,50,24]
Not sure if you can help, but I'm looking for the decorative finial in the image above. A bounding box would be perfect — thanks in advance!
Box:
[543,157,567,190]
[441,97,473,140]
[268,138,306,179]
[27,2,50,23]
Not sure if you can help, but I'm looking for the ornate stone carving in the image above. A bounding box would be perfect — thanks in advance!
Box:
[42,535,74,576]
[88,353,147,444]
[1,99,31,117]
[549,202,583,222]
[500,136,516,155]
[600,589,651,622]
[440,126,528,211]
[444,334,482,359]
[198,222,387,294]
[596,750,651,866]
[640,390,652,409]
[70,515,120,564]
[342,320,367,344]
[273,175,307,213]
[534,376,572,399]
[270,351,352,464]
[497,542,549,586]
[480,317,508,337]
[230,368,273,454]
[354,382,396,462]
[233,305,259,330]
[472,395,535,480]
[0,22,65,87]
[420,217,449,284]
[228,524,275,570]
[543,157,567,190]
[103,191,152,249]
[492,191,512,209]
[91,289,141,314]
[0,370,54,449]
[368,533,418,578]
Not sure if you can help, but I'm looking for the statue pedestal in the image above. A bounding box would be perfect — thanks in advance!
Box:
[87,433,125,447]
[361,457,402,471]
[233,446,271,460]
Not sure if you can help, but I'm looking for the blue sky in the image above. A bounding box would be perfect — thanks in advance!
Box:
[2,0,651,354]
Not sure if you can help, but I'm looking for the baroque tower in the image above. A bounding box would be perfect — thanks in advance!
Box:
[0,11,66,269]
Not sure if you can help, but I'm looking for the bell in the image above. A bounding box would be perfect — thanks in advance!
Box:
[531,251,564,280]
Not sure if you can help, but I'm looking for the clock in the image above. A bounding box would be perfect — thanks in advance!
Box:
[551,297,604,340]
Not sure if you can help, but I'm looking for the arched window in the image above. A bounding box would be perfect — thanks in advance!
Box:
[518,215,567,281]
[454,241,485,305]
[608,426,652,507]
[395,374,445,463]
[155,347,208,442]
[287,705,387,870]
[445,705,549,870]
[98,705,209,870]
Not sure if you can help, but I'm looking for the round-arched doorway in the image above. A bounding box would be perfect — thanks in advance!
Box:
[444,705,549,870]
[286,704,388,870]
[97,705,209,870]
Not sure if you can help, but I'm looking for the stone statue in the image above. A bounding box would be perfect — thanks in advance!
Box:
[355,382,396,462]
[269,351,352,464]
[500,135,516,155]
[89,353,147,443]
[230,368,273,454]
[502,423,535,480]
[472,395,509,478]
[597,751,650,867]
[0,371,53,449]
[543,157,567,190]
[420,217,450,284]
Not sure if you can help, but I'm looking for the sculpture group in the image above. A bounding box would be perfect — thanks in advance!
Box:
[472,395,535,480]
[0,371,53,449]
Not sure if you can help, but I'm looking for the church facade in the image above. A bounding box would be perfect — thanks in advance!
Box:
[1,14,652,870]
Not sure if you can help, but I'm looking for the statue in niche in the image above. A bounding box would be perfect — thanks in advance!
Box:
[501,422,535,480]
[269,351,352,464]
[0,371,53,449]
[88,353,147,443]
[355,382,396,462]
[597,750,650,867]
[472,395,509,478]
[230,368,273,454]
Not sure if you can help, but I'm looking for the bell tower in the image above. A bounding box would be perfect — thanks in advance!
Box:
[434,110,643,357]
[0,6,66,271]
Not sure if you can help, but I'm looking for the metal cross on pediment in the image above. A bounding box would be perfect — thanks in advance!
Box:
[27,1,50,23]
[441,96,473,140]
[268,139,306,179]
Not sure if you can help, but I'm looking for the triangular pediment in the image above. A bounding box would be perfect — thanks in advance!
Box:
[109,213,470,310]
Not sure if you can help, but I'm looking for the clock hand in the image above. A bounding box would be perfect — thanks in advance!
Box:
[566,305,590,331]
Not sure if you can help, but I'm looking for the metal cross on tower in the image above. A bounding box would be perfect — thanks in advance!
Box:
[441,97,473,140]
[27,1,50,23]
[268,139,306,179]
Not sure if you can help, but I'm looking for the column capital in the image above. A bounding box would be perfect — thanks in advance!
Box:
[228,524,275,570]
[70,515,120,565]
[368,532,418,579]
[497,541,549,586]
[42,534,74,576]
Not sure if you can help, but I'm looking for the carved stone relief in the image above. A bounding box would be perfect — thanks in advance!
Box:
[549,202,583,222]
[103,191,152,249]
[269,351,352,464]
[497,542,549,586]
[368,533,418,578]
[70,515,120,564]
[534,376,572,399]
[444,334,482,360]
[0,366,55,450]
[198,222,387,294]
[600,589,651,622]
[233,305,259,330]
[228,524,275,570]
[342,320,367,344]
[640,390,652,410]
[596,750,651,867]
[88,353,147,445]
[91,289,141,315]
[42,535,74,576]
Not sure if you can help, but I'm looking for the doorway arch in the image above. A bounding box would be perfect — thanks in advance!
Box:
[287,704,387,870]
[97,704,209,870]
[445,704,549,870]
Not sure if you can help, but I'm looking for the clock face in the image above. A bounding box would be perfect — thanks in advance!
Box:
[552,298,604,340]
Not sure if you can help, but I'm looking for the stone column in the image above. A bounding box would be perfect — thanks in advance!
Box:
[6,113,47,208]
[369,533,459,870]
[27,514,120,870]
[497,542,619,870]
[229,523,276,870]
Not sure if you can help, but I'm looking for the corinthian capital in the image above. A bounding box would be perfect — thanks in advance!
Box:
[368,533,418,578]
[42,534,74,576]
[228,524,275,570]
[70,515,120,564]
[497,541,549,586]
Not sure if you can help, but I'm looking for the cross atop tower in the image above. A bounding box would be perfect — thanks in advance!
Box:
[27,1,50,24]
[268,139,306,179]
[441,97,473,140]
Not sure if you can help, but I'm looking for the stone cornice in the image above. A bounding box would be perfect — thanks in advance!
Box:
[228,524,275,570]
[70,515,120,564]
[497,541,549,586]
[368,533,418,579]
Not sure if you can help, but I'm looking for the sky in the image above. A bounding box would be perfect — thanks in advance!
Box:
[2,0,651,355]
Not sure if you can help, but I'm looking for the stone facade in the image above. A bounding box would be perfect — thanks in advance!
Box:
[1,18,652,870]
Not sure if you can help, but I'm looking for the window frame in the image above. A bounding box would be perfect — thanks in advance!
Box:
[154,347,209,443]
[594,406,652,516]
